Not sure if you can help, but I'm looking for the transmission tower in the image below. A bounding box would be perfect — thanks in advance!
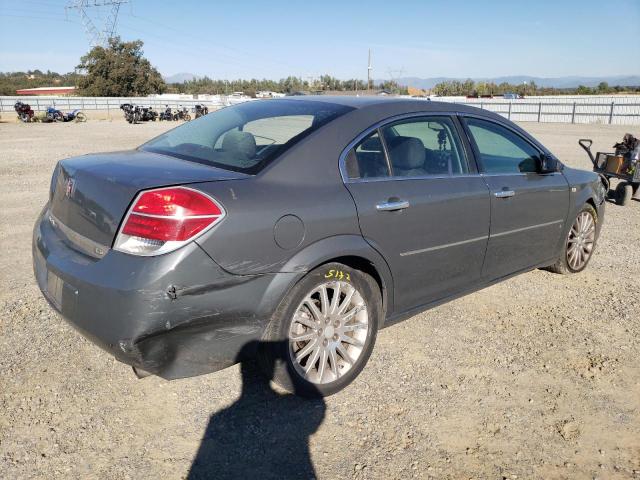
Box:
[66,0,129,48]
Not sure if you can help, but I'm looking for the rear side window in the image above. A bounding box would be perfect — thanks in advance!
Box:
[345,131,390,179]
[142,100,354,174]
[381,117,468,176]
[465,118,541,174]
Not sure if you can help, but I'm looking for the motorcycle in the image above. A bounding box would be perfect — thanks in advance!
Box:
[63,109,87,123]
[120,103,139,124]
[174,106,191,121]
[45,106,65,122]
[194,104,209,119]
[139,106,157,122]
[159,106,174,121]
[14,101,35,122]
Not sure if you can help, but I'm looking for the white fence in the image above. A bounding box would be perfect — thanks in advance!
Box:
[443,95,640,125]
[2,95,640,125]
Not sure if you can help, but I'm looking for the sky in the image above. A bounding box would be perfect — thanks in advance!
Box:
[1,0,639,80]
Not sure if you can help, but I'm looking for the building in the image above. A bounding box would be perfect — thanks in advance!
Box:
[16,86,76,96]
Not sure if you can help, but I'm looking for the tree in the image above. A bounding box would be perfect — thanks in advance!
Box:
[76,37,165,96]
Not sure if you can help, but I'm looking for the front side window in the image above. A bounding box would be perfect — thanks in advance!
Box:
[380,117,468,177]
[142,100,353,174]
[465,118,541,174]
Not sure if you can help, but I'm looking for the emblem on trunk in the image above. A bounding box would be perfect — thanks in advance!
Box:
[65,179,75,197]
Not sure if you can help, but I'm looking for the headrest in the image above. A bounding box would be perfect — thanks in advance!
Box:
[222,130,256,160]
[387,136,425,169]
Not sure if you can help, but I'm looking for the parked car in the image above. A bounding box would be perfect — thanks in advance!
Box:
[33,97,606,397]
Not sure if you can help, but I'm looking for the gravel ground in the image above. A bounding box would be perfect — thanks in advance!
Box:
[1,119,639,480]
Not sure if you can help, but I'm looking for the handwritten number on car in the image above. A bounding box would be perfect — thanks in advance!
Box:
[325,269,350,281]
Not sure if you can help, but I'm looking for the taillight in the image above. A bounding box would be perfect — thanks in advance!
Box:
[114,186,225,256]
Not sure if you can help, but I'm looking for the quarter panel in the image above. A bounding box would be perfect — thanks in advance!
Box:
[194,177,361,275]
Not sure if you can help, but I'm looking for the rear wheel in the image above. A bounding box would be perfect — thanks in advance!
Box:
[259,263,381,397]
[615,182,633,206]
[547,204,597,274]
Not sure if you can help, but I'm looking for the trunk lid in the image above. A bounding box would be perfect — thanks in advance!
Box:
[49,150,247,248]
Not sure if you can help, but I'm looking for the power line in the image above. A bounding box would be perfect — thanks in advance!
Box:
[125,11,308,73]
[65,0,128,48]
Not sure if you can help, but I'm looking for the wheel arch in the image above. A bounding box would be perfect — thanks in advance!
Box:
[275,235,394,322]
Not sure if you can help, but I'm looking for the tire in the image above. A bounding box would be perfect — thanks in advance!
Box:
[546,203,598,274]
[258,262,381,397]
[184,114,191,121]
[615,182,633,206]
[75,112,86,123]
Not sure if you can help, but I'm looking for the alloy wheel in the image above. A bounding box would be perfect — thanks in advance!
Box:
[567,211,595,270]
[288,281,369,384]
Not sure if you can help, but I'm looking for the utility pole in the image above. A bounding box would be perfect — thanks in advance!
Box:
[367,49,372,93]
[66,0,129,49]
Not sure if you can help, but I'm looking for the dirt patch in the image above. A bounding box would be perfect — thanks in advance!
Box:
[1,121,639,479]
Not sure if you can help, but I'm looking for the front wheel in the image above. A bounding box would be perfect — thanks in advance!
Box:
[258,263,381,397]
[74,112,87,122]
[547,204,598,274]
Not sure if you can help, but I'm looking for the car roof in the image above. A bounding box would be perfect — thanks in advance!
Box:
[276,95,492,116]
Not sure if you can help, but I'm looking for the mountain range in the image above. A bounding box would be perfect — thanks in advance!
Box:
[164,72,201,83]
[390,75,640,89]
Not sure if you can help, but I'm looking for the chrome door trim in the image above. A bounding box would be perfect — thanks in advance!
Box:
[491,219,564,238]
[400,235,488,257]
[398,219,564,257]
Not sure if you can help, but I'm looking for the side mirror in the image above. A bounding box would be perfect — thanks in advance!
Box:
[538,153,561,173]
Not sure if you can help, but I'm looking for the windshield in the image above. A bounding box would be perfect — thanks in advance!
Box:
[141,99,354,174]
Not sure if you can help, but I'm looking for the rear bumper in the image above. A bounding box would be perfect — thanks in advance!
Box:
[33,206,296,379]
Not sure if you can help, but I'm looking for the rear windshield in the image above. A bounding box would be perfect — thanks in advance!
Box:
[141,99,354,174]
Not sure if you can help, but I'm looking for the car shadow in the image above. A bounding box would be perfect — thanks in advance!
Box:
[187,341,326,480]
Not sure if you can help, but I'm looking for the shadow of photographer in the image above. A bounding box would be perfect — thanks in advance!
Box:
[188,340,326,480]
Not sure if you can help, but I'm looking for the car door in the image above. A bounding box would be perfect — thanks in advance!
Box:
[343,115,491,313]
[461,116,570,280]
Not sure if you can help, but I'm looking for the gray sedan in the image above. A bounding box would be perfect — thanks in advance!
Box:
[33,97,606,396]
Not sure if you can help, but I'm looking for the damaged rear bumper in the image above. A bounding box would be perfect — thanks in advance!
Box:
[32,206,296,379]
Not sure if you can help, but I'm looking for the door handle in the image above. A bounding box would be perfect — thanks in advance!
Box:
[494,190,515,199]
[376,199,410,211]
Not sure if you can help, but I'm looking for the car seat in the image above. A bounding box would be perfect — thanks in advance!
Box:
[386,136,426,177]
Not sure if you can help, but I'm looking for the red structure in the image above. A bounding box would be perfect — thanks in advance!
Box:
[16,86,76,96]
